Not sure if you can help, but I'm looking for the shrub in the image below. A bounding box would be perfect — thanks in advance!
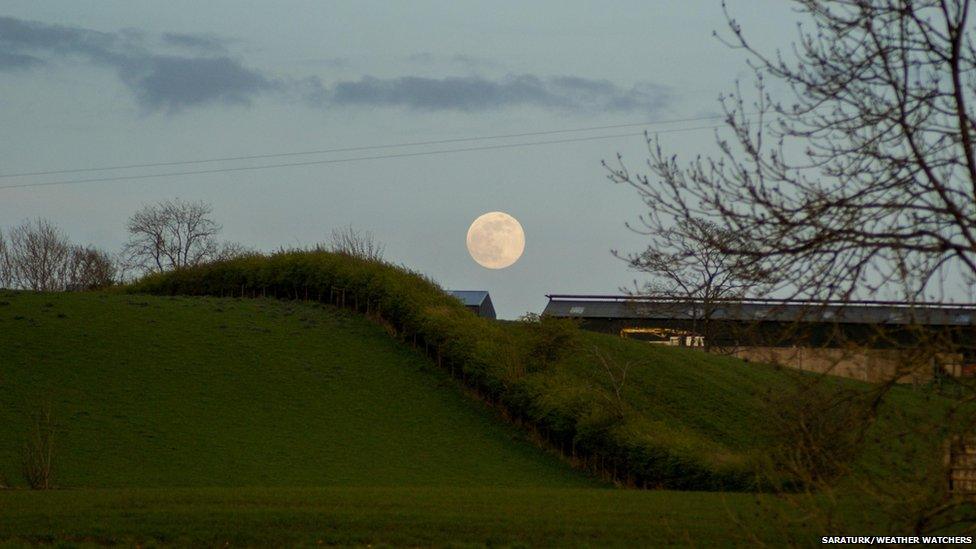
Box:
[22,407,55,490]
[765,383,869,486]
[525,316,579,372]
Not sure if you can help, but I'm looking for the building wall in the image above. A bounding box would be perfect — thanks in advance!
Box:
[730,346,962,384]
[580,317,975,352]
[568,314,975,382]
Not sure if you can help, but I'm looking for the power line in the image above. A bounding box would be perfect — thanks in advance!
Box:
[0,124,723,191]
[0,113,738,179]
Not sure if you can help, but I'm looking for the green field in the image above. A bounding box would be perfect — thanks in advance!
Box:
[0,291,595,489]
[0,486,840,547]
[0,289,968,545]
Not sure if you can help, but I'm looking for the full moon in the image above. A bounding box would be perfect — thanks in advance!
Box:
[466,211,525,269]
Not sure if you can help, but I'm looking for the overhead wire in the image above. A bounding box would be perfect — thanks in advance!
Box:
[0,112,739,180]
[0,124,727,191]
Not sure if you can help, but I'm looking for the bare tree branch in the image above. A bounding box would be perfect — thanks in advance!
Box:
[122,199,222,275]
[325,225,385,262]
[6,219,72,291]
[606,0,976,303]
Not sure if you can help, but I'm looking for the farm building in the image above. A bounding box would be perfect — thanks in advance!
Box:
[542,294,976,382]
[448,290,496,320]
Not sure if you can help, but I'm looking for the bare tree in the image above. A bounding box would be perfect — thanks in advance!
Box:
[67,246,117,290]
[616,217,774,350]
[327,225,385,262]
[591,346,634,418]
[605,0,976,533]
[606,0,976,304]
[122,199,222,274]
[6,219,72,291]
[0,228,10,289]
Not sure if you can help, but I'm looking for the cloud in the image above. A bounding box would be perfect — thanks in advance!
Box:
[0,16,669,116]
[117,56,275,112]
[324,74,669,113]
[0,16,271,112]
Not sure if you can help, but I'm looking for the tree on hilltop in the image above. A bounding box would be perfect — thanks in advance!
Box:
[122,198,252,275]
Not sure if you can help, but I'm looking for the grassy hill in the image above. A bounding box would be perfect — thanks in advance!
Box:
[122,251,962,493]
[0,250,969,545]
[0,289,846,546]
[0,291,596,489]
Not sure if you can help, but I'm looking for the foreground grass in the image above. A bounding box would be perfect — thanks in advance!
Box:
[0,486,837,547]
[0,291,595,489]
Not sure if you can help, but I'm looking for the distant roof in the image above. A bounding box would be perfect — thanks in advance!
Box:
[543,295,976,326]
[448,290,491,307]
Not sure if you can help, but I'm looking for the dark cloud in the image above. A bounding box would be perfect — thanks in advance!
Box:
[0,16,271,112]
[326,74,669,113]
[118,56,274,112]
[0,16,668,116]
[0,16,119,58]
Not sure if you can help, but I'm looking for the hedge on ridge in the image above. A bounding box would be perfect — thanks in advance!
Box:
[129,250,763,490]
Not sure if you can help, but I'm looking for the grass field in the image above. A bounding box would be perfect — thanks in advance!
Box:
[0,289,967,545]
[0,291,595,489]
[0,486,837,547]
[549,330,958,482]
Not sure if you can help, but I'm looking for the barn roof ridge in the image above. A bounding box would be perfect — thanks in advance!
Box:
[542,294,976,326]
[545,294,976,309]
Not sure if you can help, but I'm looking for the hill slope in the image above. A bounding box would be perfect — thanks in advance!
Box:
[126,251,961,491]
[0,291,598,489]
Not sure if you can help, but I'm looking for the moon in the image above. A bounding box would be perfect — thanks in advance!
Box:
[466,211,525,269]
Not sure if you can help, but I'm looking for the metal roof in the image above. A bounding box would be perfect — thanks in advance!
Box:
[448,290,490,307]
[542,295,976,326]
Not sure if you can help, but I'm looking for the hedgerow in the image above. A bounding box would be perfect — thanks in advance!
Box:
[129,250,761,490]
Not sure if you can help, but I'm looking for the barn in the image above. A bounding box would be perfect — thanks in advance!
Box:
[448,290,496,320]
[542,294,976,382]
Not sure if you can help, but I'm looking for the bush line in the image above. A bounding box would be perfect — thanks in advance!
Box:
[129,250,761,491]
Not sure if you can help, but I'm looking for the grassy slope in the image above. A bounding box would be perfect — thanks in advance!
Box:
[0,291,597,489]
[0,487,828,547]
[126,251,959,490]
[0,289,964,545]
[471,316,954,496]
[549,331,954,479]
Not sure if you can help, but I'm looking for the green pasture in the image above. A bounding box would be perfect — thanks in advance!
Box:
[0,286,969,545]
[0,291,594,489]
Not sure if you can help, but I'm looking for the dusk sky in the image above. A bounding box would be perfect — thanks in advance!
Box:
[0,1,800,318]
